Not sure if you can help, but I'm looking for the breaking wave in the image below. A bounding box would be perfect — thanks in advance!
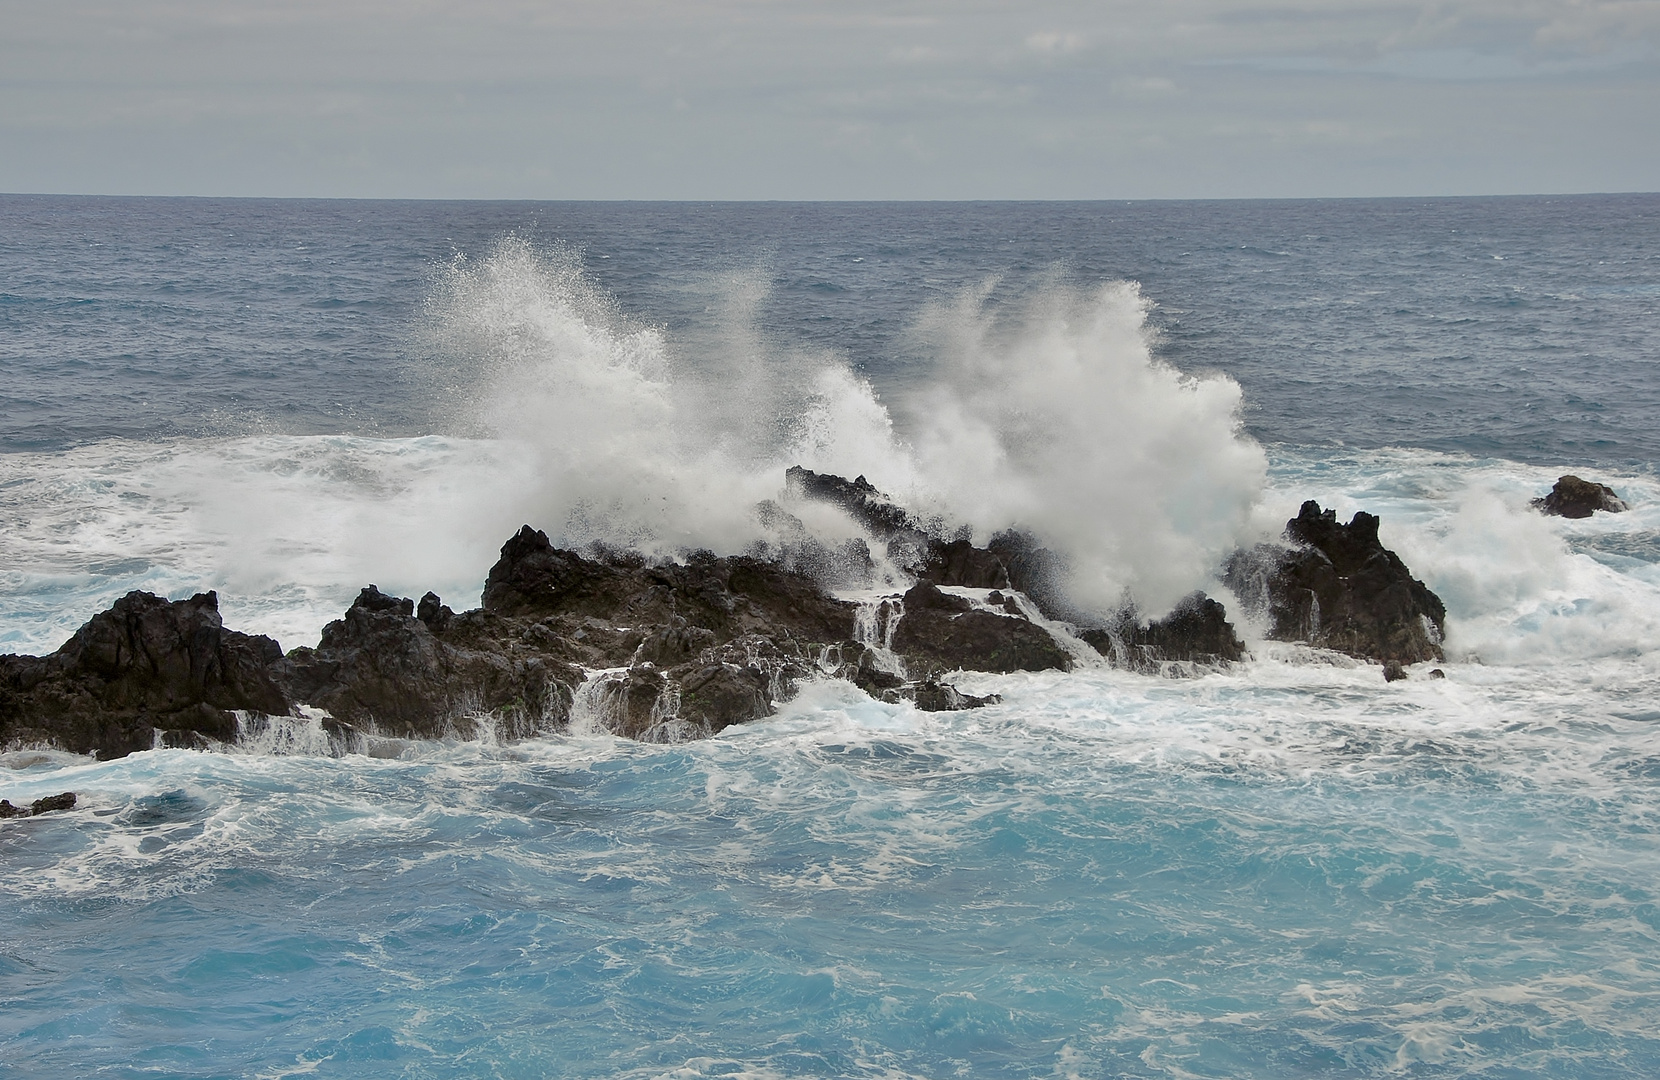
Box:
[422,237,1265,615]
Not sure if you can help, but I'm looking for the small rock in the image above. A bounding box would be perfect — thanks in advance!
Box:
[0,792,76,818]
[1428,668,1446,679]
[1383,660,1407,682]
[1531,475,1628,519]
[909,679,1001,712]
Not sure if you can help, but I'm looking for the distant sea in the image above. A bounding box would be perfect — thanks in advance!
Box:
[3,195,1659,1079]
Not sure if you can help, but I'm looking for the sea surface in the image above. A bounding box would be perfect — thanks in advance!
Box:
[3,195,1660,1079]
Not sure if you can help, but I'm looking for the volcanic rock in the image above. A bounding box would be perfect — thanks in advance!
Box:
[0,591,290,758]
[280,585,583,740]
[918,538,1012,590]
[890,582,1071,676]
[0,792,76,818]
[986,530,1075,621]
[1081,593,1247,673]
[1225,500,1447,665]
[907,679,1001,712]
[482,525,855,646]
[784,466,919,537]
[1531,475,1628,518]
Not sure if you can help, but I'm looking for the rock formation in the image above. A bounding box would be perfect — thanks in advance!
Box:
[0,792,76,818]
[5,473,1458,759]
[889,582,1073,676]
[1532,475,1628,518]
[1080,593,1248,673]
[1226,500,1447,664]
[0,590,289,757]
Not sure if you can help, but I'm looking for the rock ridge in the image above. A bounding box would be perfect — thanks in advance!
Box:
[3,472,1455,757]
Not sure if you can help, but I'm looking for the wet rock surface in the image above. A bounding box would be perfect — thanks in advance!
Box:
[1226,500,1447,665]
[0,590,289,758]
[890,582,1073,676]
[1081,593,1248,673]
[1532,474,1629,518]
[4,470,1453,757]
[0,792,76,818]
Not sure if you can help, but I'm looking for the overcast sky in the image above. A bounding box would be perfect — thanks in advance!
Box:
[3,0,1656,199]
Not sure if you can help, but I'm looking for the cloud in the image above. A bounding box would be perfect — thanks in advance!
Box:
[0,0,1656,198]
[1026,30,1086,55]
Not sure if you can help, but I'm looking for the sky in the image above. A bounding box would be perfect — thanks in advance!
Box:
[2,0,1657,200]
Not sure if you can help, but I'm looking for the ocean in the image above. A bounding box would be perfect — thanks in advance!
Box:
[2,194,1659,1078]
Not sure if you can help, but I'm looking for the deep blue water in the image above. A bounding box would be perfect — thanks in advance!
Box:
[3,195,1657,463]
[3,196,1660,1079]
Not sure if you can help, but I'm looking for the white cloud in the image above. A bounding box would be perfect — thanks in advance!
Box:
[1026,30,1086,55]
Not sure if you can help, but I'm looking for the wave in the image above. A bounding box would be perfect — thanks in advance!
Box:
[3,241,1656,685]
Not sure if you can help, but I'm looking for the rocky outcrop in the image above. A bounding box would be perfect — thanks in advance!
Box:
[784,466,919,537]
[278,529,859,744]
[889,582,1072,676]
[482,525,854,647]
[1081,593,1247,673]
[10,474,1456,758]
[0,591,289,758]
[1532,475,1628,518]
[986,530,1076,622]
[279,585,583,740]
[1226,501,1446,665]
[918,538,1011,590]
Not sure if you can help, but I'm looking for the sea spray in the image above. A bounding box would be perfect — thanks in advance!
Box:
[422,239,1267,621]
[903,277,1268,615]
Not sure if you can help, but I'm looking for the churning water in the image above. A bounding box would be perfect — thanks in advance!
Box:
[2,195,1659,1078]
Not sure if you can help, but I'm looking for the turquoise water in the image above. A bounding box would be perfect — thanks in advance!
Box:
[6,656,1660,1078]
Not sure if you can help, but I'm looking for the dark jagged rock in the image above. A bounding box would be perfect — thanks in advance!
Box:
[890,582,1071,676]
[279,585,582,739]
[1532,475,1629,519]
[908,679,1001,712]
[1081,593,1247,673]
[0,792,76,818]
[0,591,290,758]
[417,592,455,632]
[1383,660,1407,682]
[918,538,1011,590]
[482,525,855,646]
[1225,501,1447,665]
[785,466,918,537]
[986,530,1076,621]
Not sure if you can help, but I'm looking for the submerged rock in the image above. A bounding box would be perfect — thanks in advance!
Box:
[1532,475,1628,518]
[0,792,76,818]
[1225,500,1447,665]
